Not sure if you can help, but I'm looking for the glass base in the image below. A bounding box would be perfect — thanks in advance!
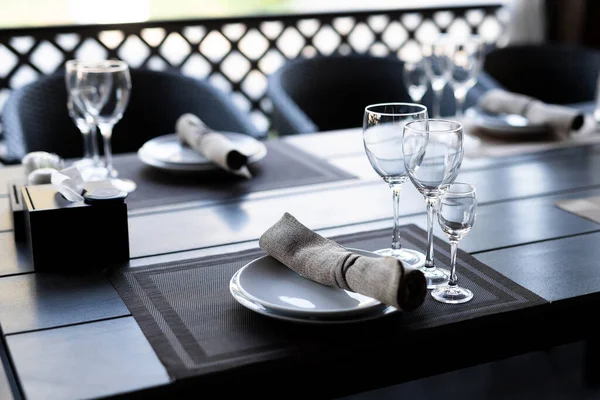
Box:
[431,284,473,304]
[374,248,426,268]
[419,266,450,289]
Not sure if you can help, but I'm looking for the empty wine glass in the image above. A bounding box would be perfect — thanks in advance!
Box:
[432,183,477,304]
[403,60,428,103]
[65,60,105,181]
[450,36,485,118]
[75,60,136,192]
[403,119,464,288]
[363,103,428,268]
[423,35,455,118]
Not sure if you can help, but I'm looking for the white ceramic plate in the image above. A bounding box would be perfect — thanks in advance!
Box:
[137,132,267,172]
[465,106,550,137]
[229,248,396,322]
[230,281,396,324]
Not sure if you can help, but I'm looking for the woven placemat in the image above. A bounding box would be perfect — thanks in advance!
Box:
[109,225,546,379]
[113,140,355,210]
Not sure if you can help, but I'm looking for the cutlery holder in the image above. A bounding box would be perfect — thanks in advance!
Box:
[21,184,130,272]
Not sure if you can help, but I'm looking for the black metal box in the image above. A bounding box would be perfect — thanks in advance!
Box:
[21,184,130,272]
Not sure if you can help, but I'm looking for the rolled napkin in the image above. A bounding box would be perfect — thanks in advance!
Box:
[176,114,251,178]
[22,151,64,177]
[259,213,427,311]
[50,166,85,202]
[478,89,585,138]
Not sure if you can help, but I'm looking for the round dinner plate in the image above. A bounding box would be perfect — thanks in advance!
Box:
[230,283,396,324]
[465,105,550,138]
[138,132,267,172]
[229,248,397,323]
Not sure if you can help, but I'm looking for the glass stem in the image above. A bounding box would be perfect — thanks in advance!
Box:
[433,85,444,118]
[89,124,100,166]
[449,240,459,286]
[98,124,115,178]
[425,197,438,269]
[390,183,403,252]
[455,87,467,118]
[80,126,92,160]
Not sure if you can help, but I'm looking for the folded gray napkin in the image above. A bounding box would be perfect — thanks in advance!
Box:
[259,213,427,311]
[478,89,585,138]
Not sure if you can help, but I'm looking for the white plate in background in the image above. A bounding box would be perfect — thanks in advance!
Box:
[138,132,267,172]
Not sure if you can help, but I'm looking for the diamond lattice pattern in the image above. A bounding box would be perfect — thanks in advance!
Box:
[0,6,506,133]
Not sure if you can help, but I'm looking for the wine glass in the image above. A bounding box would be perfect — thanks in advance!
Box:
[432,182,477,304]
[65,60,105,181]
[363,103,428,268]
[403,60,428,103]
[449,36,485,118]
[403,119,464,288]
[75,60,136,192]
[423,35,455,118]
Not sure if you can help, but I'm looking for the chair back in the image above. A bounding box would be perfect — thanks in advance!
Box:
[267,55,413,135]
[484,44,600,104]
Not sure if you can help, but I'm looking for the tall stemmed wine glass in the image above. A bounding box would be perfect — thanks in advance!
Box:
[363,103,428,268]
[403,59,428,103]
[449,36,485,118]
[403,119,464,288]
[423,35,455,118]
[75,60,136,192]
[65,60,105,181]
[432,182,477,304]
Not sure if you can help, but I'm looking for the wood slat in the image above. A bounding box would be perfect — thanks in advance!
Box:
[0,273,129,334]
[0,198,13,232]
[284,128,600,163]
[476,231,600,302]
[0,232,33,277]
[6,317,170,400]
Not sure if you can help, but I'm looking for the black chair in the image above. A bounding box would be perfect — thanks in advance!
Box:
[483,44,600,105]
[1,68,264,163]
[266,54,499,136]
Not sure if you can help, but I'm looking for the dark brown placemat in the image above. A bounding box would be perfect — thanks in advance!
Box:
[113,140,356,210]
[108,225,546,379]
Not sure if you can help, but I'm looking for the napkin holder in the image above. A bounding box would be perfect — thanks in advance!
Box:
[21,184,130,272]
[8,179,27,242]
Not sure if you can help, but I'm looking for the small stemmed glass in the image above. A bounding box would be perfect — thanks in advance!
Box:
[403,119,464,288]
[432,183,477,304]
[403,59,428,104]
[75,60,136,192]
[363,103,428,268]
[423,36,455,118]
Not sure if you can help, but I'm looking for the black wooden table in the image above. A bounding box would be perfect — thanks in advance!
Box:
[2,129,600,399]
